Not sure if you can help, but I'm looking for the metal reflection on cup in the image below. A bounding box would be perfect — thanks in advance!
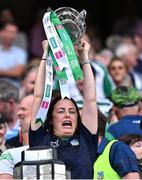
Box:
[55,7,87,44]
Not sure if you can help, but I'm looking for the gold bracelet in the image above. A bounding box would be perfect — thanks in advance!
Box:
[81,61,90,66]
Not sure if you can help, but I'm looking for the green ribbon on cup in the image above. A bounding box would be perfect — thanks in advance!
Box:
[50,10,84,81]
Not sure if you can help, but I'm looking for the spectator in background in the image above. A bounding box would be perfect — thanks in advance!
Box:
[0,145,29,180]
[108,57,133,88]
[115,42,142,95]
[106,86,141,130]
[18,94,33,145]
[6,93,33,147]
[105,34,123,53]
[0,8,28,50]
[93,86,142,179]
[82,33,115,100]
[107,117,142,178]
[0,94,33,179]
[0,22,27,86]
[0,78,20,141]
[94,120,141,179]
[97,48,114,67]
[93,91,141,179]
[20,59,40,99]
[121,32,135,45]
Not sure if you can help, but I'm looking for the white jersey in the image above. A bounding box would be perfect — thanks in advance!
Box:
[0,45,27,69]
[0,145,29,175]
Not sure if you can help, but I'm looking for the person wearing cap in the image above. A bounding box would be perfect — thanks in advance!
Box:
[107,86,141,125]
[94,136,141,179]
[106,116,142,178]
[107,85,142,175]
[94,117,141,179]
[93,86,142,179]
[105,85,142,135]
[106,86,142,150]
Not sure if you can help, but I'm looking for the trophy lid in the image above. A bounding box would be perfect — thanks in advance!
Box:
[55,7,87,44]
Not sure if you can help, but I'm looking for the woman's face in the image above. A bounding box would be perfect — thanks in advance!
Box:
[52,99,78,137]
[109,60,127,84]
[130,141,142,160]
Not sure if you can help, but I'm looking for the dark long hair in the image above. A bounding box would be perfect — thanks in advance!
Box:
[44,95,81,136]
[118,134,142,146]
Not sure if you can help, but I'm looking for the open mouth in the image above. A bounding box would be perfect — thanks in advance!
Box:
[62,120,72,127]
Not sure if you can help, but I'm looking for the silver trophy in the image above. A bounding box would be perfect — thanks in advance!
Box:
[55,7,87,44]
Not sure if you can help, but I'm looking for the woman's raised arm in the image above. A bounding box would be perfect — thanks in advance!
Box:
[78,40,98,134]
[31,40,48,130]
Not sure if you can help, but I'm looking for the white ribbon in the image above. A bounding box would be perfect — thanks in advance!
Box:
[42,12,69,71]
[42,11,73,99]
[35,57,53,124]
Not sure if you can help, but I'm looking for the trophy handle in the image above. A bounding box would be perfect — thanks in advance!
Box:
[53,7,87,44]
[79,10,86,21]
[47,7,52,12]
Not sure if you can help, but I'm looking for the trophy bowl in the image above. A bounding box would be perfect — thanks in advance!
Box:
[55,7,87,44]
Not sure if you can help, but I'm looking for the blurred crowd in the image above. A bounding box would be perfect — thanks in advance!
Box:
[0,6,142,179]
